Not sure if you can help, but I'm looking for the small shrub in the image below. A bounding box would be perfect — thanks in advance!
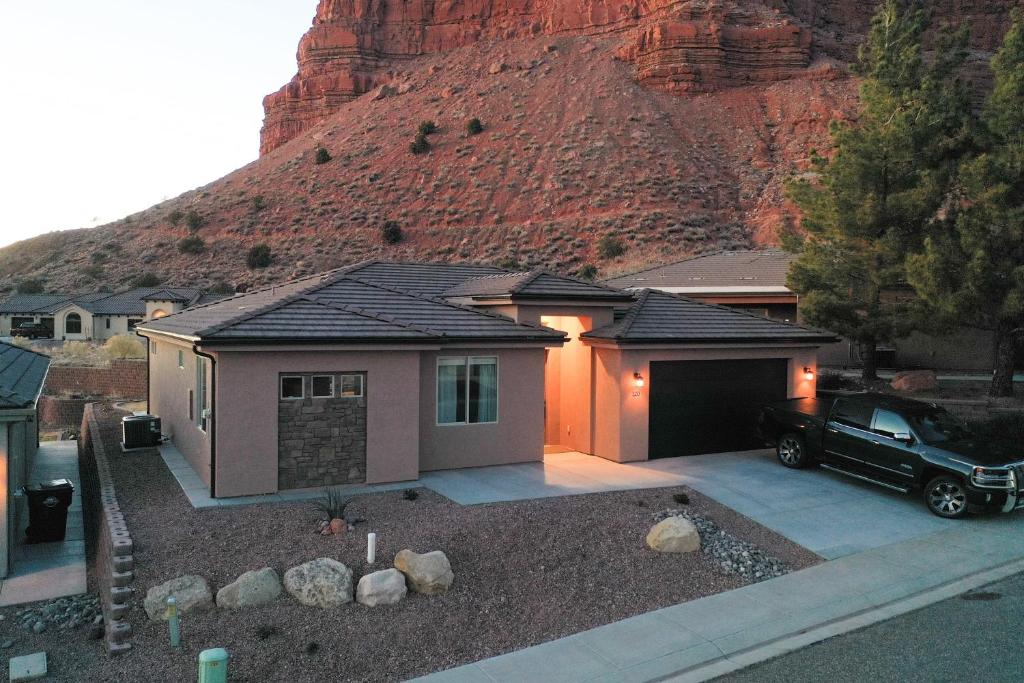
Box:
[496,257,522,270]
[251,195,266,213]
[56,341,105,367]
[597,235,625,260]
[103,334,146,360]
[418,120,438,136]
[210,280,235,295]
[381,221,403,245]
[9,336,34,350]
[185,210,203,232]
[90,251,108,264]
[403,489,419,501]
[16,278,44,294]
[818,370,859,391]
[410,133,431,155]
[83,264,104,279]
[133,272,161,287]
[246,243,272,269]
[577,264,598,280]
[168,209,184,226]
[256,625,279,640]
[177,235,205,254]
[467,118,484,135]
[314,147,332,164]
[314,487,350,520]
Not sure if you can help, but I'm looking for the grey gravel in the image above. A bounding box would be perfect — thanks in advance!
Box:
[13,594,101,633]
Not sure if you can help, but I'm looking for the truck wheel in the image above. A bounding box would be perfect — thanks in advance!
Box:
[777,433,809,469]
[924,475,969,519]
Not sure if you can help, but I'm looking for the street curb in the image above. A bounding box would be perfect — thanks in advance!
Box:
[661,556,1024,682]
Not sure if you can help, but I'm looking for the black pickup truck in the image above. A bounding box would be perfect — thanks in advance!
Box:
[757,392,1024,518]
[11,321,52,339]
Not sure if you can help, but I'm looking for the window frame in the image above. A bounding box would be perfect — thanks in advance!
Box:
[436,356,499,426]
[280,375,305,400]
[311,375,335,399]
[195,357,208,432]
[177,349,184,369]
[338,374,364,398]
[65,312,82,335]
[871,409,914,440]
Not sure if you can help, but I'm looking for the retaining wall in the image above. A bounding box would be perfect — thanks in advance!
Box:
[46,360,147,400]
[38,395,91,430]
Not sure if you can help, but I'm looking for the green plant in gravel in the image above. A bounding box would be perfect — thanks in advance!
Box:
[103,334,146,360]
[467,118,484,135]
[177,235,205,254]
[403,489,419,501]
[315,487,350,520]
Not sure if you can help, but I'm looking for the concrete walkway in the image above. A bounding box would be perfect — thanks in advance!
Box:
[0,441,87,606]
[417,514,1024,683]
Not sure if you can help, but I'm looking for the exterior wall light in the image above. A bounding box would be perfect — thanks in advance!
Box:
[633,372,645,387]
[803,366,815,381]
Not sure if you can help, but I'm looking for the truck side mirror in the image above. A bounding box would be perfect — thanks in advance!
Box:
[893,432,914,445]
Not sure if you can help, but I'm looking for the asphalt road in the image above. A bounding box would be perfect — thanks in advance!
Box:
[714,571,1024,683]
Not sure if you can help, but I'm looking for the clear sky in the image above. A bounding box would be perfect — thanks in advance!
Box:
[0,1,318,248]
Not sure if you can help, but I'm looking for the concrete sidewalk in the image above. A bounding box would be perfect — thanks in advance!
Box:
[416,514,1024,683]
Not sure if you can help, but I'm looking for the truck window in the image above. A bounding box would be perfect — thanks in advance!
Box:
[872,410,912,439]
[831,399,873,430]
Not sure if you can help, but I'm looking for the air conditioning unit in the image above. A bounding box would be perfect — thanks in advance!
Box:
[122,414,162,449]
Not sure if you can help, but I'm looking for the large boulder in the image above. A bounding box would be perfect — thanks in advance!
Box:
[891,370,938,393]
[394,550,454,595]
[356,568,408,607]
[646,516,701,554]
[283,558,353,608]
[216,568,282,609]
[143,575,213,621]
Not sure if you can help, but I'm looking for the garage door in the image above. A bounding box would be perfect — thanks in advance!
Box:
[649,359,788,458]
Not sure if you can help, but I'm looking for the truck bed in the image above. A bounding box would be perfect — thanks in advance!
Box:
[765,397,832,422]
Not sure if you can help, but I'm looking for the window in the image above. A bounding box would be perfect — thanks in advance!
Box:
[872,410,912,439]
[312,375,335,398]
[65,312,82,335]
[437,357,497,424]
[280,376,304,400]
[105,318,111,329]
[339,374,364,397]
[177,350,184,369]
[195,357,208,431]
[830,398,873,430]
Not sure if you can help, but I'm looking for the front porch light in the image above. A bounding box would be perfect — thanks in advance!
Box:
[803,366,815,381]
[633,372,645,388]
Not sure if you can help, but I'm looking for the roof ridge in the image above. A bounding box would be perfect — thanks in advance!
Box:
[508,269,545,294]
[647,289,832,335]
[304,296,441,337]
[614,289,651,339]
[528,268,632,295]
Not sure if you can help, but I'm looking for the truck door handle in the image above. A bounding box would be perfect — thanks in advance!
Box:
[870,440,881,446]
[826,428,839,434]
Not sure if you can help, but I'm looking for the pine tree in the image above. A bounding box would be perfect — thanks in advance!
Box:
[907,10,1024,396]
[784,1,970,380]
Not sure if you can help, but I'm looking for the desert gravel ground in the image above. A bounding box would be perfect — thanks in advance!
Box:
[1,406,819,681]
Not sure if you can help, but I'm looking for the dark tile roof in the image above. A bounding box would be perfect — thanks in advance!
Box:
[444,269,634,301]
[0,341,50,409]
[581,290,837,345]
[0,288,203,316]
[138,264,565,346]
[604,250,796,293]
[345,262,508,297]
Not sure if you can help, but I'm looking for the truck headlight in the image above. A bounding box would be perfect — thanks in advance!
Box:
[972,467,1015,490]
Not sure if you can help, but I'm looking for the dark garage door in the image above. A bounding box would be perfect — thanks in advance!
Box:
[649,359,788,458]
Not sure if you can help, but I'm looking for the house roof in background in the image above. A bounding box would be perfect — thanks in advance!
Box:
[343,262,508,297]
[137,263,566,345]
[444,270,634,301]
[0,288,204,316]
[604,250,796,294]
[581,290,836,345]
[0,341,50,409]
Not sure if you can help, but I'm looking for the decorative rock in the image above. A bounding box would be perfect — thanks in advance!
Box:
[356,568,408,606]
[646,516,701,553]
[488,61,507,74]
[216,568,283,609]
[891,370,938,393]
[283,558,353,608]
[143,575,214,621]
[394,549,454,594]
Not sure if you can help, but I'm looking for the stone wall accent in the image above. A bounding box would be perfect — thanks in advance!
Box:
[278,374,367,490]
[78,404,136,655]
[45,360,147,400]
[38,395,91,430]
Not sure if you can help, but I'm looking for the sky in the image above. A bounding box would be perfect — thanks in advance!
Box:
[0,1,318,248]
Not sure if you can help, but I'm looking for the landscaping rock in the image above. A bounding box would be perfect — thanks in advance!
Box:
[216,568,282,609]
[15,594,101,632]
[646,516,701,553]
[143,575,213,621]
[891,370,938,393]
[283,558,353,608]
[488,61,507,74]
[394,549,454,594]
[356,568,407,607]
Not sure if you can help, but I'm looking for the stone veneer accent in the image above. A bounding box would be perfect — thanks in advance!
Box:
[278,374,367,490]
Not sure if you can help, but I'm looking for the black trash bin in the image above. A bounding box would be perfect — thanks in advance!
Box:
[22,479,75,543]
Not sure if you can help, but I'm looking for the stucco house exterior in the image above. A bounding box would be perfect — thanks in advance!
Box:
[136,262,834,499]
[0,342,50,577]
[0,288,209,342]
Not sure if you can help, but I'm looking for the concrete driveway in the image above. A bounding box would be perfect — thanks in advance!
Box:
[420,449,967,559]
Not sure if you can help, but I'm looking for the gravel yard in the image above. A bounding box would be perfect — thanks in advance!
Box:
[1,407,819,681]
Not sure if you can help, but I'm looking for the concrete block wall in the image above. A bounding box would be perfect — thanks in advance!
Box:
[45,360,147,400]
[38,396,91,430]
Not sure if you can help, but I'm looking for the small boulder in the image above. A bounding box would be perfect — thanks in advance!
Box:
[356,568,408,607]
[371,84,397,100]
[394,549,454,594]
[891,370,937,393]
[143,575,213,621]
[283,558,353,608]
[216,568,282,609]
[646,516,701,554]
[488,61,507,75]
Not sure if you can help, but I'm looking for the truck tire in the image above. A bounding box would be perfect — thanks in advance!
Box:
[777,433,810,469]
[924,475,969,519]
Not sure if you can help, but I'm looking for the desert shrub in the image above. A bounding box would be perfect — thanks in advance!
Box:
[315,487,350,520]
[185,210,203,232]
[177,235,205,254]
[246,243,272,268]
[315,147,332,164]
[168,209,184,226]
[596,235,625,259]
[403,489,419,501]
[16,278,44,294]
[103,334,146,360]
[577,264,598,280]
[90,251,108,264]
[496,257,522,270]
[467,118,484,135]
[251,195,266,213]
[817,369,859,391]
[381,221,403,245]
[133,272,161,287]
[210,280,235,295]
[82,264,104,279]
[410,133,431,155]
[9,336,34,350]
[53,341,106,367]
[418,120,437,136]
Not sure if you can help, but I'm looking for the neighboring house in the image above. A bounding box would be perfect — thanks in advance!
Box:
[0,342,50,577]
[136,262,834,499]
[0,288,211,342]
[606,250,1001,372]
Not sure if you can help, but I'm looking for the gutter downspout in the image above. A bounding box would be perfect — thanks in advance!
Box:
[192,345,218,498]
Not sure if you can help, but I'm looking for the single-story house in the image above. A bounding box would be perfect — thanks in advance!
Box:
[136,262,834,499]
[0,288,213,342]
[0,342,50,577]
[606,249,1005,372]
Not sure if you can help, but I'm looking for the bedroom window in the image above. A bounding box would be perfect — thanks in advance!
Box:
[437,357,497,425]
[311,375,335,398]
[280,376,304,400]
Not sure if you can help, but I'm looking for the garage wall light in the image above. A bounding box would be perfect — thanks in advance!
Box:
[633,372,645,387]
[803,366,815,381]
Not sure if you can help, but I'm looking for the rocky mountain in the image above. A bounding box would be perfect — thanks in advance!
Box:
[1,0,1018,294]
